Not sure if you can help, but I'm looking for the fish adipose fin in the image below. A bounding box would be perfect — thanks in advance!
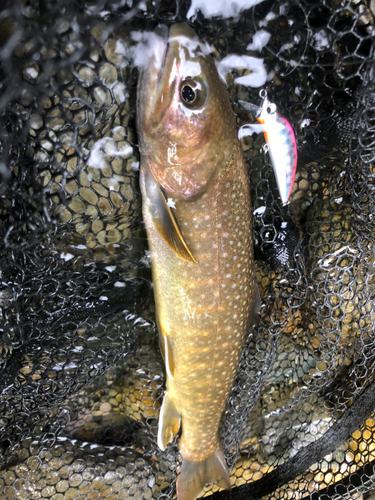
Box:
[157,391,181,450]
[144,169,197,264]
[177,449,231,500]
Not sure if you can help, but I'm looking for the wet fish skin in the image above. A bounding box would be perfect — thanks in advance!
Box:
[137,22,258,500]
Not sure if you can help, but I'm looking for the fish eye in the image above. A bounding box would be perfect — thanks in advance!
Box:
[181,85,195,103]
[180,79,206,108]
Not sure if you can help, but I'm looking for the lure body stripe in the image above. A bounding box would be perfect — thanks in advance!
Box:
[258,111,297,205]
[239,97,298,206]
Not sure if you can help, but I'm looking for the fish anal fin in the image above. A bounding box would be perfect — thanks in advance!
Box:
[144,169,197,264]
[157,391,181,451]
[177,449,231,500]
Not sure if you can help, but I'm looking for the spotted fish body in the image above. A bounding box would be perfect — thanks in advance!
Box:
[240,97,297,205]
[137,23,258,500]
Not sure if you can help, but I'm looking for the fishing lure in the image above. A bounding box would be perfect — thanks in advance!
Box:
[239,90,297,206]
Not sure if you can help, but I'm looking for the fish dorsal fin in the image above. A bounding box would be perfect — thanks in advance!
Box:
[144,169,197,264]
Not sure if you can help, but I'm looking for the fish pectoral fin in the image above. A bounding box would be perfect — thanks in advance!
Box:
[157,391,181,451]
[177,448,231,500]
[144,169,197,264]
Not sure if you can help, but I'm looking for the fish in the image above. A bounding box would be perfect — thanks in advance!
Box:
[137,22,259,500]
[239,92,298,205]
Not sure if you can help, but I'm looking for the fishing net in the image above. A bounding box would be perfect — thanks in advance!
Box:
[1,0,375,499]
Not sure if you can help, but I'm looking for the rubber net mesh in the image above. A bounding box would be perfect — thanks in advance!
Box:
[1,0,375,499]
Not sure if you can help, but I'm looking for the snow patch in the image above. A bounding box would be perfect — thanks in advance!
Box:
[187,0,266,19]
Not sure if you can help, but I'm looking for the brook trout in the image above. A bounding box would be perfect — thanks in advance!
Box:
[137,23,259,500]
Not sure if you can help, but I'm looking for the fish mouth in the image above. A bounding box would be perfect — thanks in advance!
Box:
[169,22,197,39]
[152,24,169,85]
[137,24,168,90]
[137,24,170,131]
[138,22,201,129]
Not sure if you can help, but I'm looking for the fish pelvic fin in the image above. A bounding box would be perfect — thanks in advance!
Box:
[157,391,181,451]
[144,169,197,264]
[176,449,231,500]
[159,327,175,380]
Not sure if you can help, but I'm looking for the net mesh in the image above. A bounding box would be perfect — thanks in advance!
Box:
[1,0,375,499]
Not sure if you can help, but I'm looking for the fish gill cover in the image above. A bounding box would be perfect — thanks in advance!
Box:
[0,0,375,499]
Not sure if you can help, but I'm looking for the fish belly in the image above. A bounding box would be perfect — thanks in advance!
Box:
[141,141,255,461]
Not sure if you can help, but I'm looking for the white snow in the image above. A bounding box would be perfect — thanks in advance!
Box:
[61,253,74,261]
[114,281,126,287]
[247,30,271,51]
[216,55,268,88]
[129,31,166,70]
[259,12,277,27]
[313,30,330,51]
[301,119,311,128]
[88,137,133,169]
[238,123,264,138]
[105,266,117,272]
[187,0,266,19]
[253,206,266,215]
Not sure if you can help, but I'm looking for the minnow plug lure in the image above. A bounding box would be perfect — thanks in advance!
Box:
[239,90,297,206]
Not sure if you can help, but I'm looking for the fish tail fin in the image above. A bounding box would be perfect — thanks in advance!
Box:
[157,391,181,450]
[176,449,231,500]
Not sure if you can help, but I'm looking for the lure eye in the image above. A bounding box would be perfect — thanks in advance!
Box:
[180,79,206,109]
[266,103,277,115]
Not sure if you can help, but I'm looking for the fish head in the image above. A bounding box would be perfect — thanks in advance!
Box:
[137,23,237,199]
